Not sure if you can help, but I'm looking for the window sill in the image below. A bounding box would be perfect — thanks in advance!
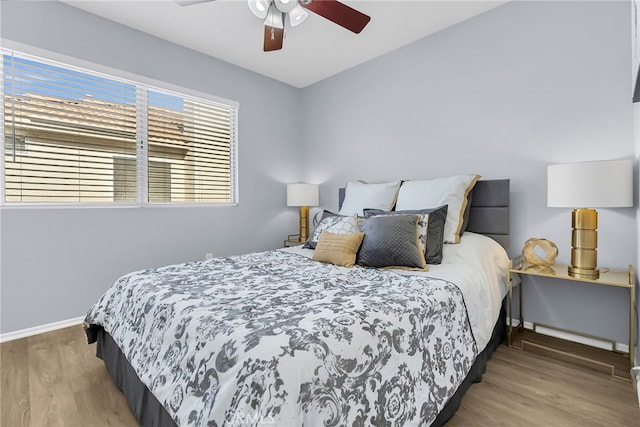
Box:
[0,202,239,210]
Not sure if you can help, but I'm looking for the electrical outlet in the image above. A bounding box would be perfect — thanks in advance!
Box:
[205,252,214,260]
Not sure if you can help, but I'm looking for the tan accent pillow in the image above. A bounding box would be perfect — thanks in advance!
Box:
[312,231,365,268]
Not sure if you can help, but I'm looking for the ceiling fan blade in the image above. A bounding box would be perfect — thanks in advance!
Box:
[175,0,215,6]
[301,0,370,34]
[264,25,284,51]
[263,5,285,52]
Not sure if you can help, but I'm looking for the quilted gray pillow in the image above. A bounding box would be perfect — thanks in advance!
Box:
[357,214,427,270]
[364,205,448,264]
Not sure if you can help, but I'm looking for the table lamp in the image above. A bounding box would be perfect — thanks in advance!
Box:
[547,159,633,279]
[287,183,319,242]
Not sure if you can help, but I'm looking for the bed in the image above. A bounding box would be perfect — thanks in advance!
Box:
[85,178,510,426]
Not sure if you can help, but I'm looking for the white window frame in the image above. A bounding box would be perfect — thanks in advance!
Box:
[0,40,239,209]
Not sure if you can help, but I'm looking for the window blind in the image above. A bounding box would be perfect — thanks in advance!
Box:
[148,90,234,203]
[2,51,237,205]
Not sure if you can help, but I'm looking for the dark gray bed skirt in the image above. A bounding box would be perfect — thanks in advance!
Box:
[96,330,175,426]
[432,300,507,426]
[95,300,507,427]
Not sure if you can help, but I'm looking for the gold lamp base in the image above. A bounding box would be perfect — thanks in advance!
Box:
[569,208,599,280]
[298,206,310,242]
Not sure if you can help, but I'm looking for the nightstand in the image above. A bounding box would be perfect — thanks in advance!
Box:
[284,234,305,247]
[507,256,636,380]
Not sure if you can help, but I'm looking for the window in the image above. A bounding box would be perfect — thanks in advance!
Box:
[114,157,171,203]
[1,50,238,205]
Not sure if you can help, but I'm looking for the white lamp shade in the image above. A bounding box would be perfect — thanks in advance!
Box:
[547,159,633,208]
[287,183,319,207]
[248,0,270,19]
[288,4,308,27]
[274,0,296,13]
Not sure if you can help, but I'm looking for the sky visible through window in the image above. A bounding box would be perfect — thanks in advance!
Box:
[2,54,183,111]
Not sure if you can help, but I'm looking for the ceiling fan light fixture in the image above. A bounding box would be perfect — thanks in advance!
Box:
[266,3,284,29]
[274,0,296,13]
[248,0,270,19]
[288,4,308,27]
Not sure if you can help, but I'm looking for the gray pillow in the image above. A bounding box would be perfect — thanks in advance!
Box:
[303,210,359,249]
[357,214,427,270]
[364,204,448,264]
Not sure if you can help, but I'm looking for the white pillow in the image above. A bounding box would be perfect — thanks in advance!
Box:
[338,180,401,216]
[395,175,480,243]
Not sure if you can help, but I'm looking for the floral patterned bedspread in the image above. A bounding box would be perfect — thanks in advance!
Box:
[85,250,477,426]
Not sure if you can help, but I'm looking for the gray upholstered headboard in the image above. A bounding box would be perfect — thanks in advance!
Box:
[338,179,510,250]
[465,179,510,249]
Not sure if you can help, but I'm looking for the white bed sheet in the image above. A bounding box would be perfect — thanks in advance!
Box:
[283,231,510,351]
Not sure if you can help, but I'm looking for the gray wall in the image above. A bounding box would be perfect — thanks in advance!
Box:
[301,1,637,346]
[0,1,304,333]
[1,0,638,350]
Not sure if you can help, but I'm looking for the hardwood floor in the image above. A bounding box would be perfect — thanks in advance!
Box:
[1,325,638,426]
[448,346,639,426]
[1,326,136,427]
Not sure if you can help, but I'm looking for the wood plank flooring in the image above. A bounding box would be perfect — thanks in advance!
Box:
[1,326,136,427]
[1,325,638,426]
[511,328,633,380]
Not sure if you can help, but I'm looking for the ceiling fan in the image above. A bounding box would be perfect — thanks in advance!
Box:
[177,0,371,52]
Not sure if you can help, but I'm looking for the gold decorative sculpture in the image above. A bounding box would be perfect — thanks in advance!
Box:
[522,238,558,267]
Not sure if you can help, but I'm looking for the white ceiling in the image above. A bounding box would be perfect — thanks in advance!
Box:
[62,0,508,88]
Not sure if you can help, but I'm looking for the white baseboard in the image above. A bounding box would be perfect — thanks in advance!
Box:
[0,316,84,344]
[631,367,640,407]
[511,319,629,354]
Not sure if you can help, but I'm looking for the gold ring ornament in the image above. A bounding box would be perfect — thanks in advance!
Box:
[522,238,558,267]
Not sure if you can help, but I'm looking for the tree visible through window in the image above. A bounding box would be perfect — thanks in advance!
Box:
[2,51,237,205]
